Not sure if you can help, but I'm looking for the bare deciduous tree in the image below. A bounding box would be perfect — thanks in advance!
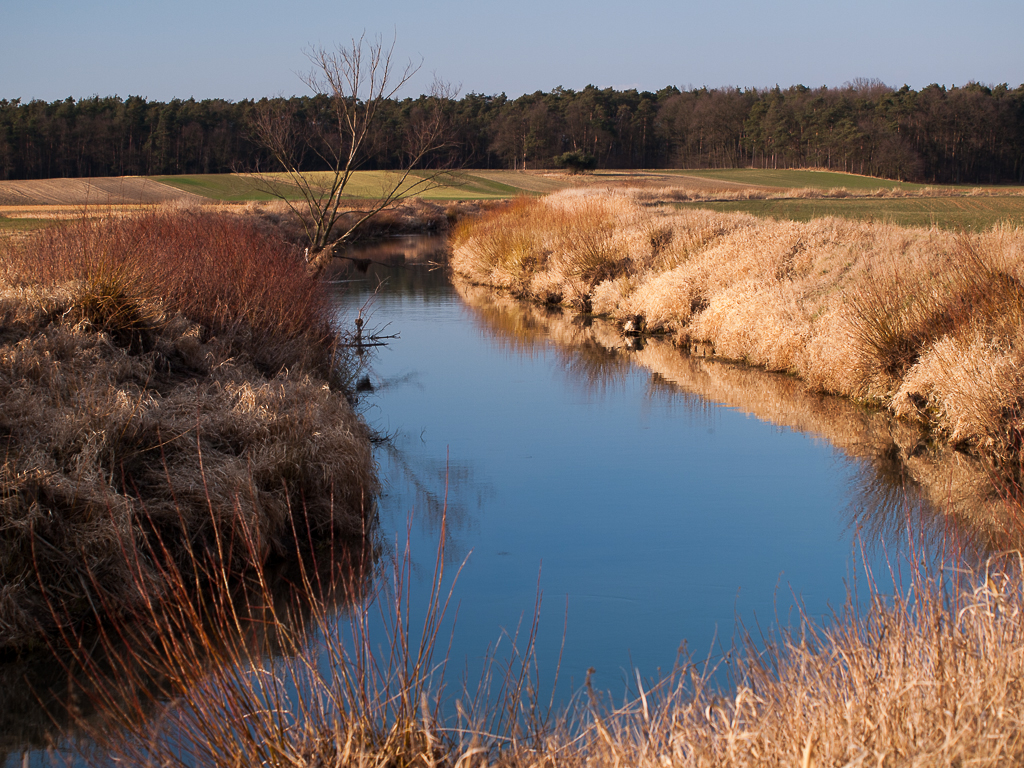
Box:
[249,34,458,272]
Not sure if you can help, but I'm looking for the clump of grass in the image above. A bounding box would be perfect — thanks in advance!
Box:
[452,190,1024,462]
[569,556,1024,767]
[451,193,652,309]
[7,211,343,378]
[0,210,378,651]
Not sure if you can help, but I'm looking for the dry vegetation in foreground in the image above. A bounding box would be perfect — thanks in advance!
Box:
[451,190,1024,463]
[0,210,377,651]
[50,508,1024,768]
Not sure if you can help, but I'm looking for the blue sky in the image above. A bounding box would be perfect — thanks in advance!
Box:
[3,0,1022,101]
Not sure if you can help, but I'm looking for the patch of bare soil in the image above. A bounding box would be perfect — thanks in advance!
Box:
[0,177,204,206]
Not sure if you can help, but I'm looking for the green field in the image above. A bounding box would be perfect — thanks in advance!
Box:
[0,215,58,233]
[152,171,558,202]
[682,195,1024,230]
[154,174,298,201]
[659,168,934,192]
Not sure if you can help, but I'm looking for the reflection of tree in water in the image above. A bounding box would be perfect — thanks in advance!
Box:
[451,275,1024,561]
[376,438,492,564]
[349,363,493,563]
[324,237,452,303]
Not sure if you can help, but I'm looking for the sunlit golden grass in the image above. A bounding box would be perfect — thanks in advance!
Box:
[452,190,1024,463]
[56,489,1024,767]
[0,211,377,651]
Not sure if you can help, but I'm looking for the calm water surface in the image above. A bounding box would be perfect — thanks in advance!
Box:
[4,235,983,764]
[326,235,960,698]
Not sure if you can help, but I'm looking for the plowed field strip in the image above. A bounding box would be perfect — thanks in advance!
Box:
[0,177,204,206]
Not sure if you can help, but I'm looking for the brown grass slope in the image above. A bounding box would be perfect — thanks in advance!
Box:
[0,211,377,650]
[451,190,1024,463]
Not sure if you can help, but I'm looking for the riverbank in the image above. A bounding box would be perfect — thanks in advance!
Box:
[451,190,1024,464]
[0,210,378,651]
[452,278,1024,556]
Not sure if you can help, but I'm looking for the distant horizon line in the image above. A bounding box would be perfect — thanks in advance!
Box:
[4,78,1024,104]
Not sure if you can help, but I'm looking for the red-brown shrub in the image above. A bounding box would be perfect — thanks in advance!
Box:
[9,210,336,376]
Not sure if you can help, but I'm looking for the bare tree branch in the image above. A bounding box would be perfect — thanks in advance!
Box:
[247,34,459,273]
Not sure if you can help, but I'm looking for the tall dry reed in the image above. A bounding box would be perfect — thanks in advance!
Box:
[50,494,1024,767]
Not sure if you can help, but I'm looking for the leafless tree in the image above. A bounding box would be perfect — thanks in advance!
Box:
[249,34,458,272]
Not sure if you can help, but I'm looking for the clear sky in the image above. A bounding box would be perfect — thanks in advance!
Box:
[3,0,1022,102]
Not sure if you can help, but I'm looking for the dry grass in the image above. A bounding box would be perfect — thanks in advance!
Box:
[565,557,1024,768]
[0,211,378,651]
[627,182,1024,205]
[47,495,1024,768]
[451,191,1024,463]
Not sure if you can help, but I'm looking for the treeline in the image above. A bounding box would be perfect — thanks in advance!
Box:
[2,80,1024,184]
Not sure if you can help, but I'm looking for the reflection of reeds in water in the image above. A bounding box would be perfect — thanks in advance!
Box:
[452,192,1024,463]
[34,495,1024,766]
[453,276,1024,557]
[42,501,559,768]
[0,534,375,762]
[452,280,635,400]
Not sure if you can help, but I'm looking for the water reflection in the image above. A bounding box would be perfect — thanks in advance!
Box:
[377,439,493,562]
[0,542,375,766]
[451,276,1024,560]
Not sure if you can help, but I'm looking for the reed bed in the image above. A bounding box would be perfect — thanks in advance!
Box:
[52,499,1024,768]
[0,210,377,651]
[451,190,1024,463]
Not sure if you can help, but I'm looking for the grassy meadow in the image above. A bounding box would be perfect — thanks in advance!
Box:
[0,214,56,233]
[662,167,933,191]
[683,194,1024,230]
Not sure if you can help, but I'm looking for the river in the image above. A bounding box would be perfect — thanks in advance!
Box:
[3,233,1005,765]
[324,234,985,701]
